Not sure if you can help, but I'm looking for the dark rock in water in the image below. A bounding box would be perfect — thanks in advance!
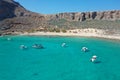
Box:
[32,73,39,76]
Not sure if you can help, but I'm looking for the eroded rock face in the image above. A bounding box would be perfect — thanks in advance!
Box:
[47,10,120,21]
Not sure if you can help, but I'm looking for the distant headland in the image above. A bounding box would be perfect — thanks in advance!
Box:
[0,0,120,40]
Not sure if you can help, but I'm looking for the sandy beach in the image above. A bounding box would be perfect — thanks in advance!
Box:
[20,28,120,40]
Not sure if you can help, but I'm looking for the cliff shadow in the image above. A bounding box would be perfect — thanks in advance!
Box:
[0,0,19,21]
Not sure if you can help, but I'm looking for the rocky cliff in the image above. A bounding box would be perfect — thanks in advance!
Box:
[47,10,120,21]
[0,0,120,34]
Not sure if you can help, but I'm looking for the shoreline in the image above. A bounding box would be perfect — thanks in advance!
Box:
[2,28,120,40]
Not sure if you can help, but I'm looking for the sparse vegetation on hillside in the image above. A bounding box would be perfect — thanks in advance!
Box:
[48,19,120,29]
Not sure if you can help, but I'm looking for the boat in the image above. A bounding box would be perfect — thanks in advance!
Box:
[81,47,88,52]
[32,44,44,49]
[90,55,97,62]
[61,43,66,47]
[20,45,27,49]
[7,38,11,41]
[61,43,68,47]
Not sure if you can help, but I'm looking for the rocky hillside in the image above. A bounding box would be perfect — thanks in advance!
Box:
[0,0,46,34]
[0,0,45,20]
[0,0,120,34]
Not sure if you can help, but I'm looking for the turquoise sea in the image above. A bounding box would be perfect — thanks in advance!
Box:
[0,35,120,80]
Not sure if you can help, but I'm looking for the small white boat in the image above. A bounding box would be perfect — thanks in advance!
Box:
[90,55,97,62]
[20,45,27,49]
[61,43,66,47]
[81,47,88,52]
[7,38,11,41]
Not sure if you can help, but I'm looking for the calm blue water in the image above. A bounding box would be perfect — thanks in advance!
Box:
[0,35,120,80]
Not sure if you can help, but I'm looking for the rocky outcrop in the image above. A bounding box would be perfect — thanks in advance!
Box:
[47,10,120,21]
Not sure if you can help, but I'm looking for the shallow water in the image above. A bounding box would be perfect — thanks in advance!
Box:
[0,35,120,80]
